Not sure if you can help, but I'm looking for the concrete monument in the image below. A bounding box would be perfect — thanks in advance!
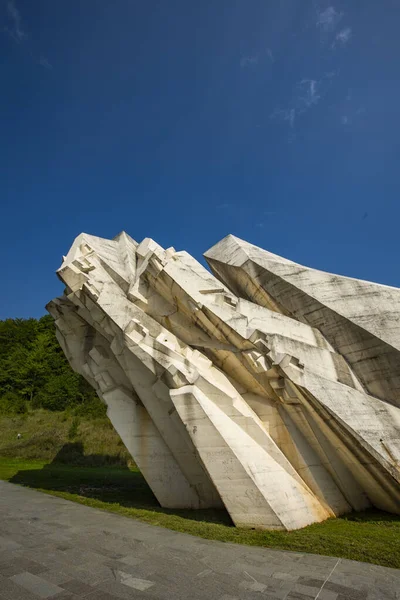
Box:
[47,233,400,530]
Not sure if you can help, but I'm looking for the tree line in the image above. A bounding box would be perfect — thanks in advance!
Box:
[0,316,105,416]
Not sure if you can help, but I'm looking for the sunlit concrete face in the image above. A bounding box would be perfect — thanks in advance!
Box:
[47,232,400,531]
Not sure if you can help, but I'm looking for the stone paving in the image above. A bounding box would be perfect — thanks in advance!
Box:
[0,481,399,600]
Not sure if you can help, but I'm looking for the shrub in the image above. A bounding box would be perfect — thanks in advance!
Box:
[73,397,107,418]
[0,391,27,415]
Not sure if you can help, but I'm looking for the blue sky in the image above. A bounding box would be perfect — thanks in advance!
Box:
[1,0,399,319]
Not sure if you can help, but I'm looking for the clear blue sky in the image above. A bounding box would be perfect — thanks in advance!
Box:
[1,1,399,319]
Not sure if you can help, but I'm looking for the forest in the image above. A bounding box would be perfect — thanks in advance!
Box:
[0,316,105,417]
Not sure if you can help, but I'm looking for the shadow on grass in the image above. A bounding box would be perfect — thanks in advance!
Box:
[9,442,232,526]
[339,508,400,524]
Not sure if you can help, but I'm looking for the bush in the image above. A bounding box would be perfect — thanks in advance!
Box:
[0,391,27,415]
[72,397,107,418]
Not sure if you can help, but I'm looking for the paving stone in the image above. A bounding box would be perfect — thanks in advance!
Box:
[324,582,366,599]
[231,561,280,580]
[239,580,267,593]
[92,547,125,561]
[286,593,317,600]
[85,593,120,600]
[292,582,325,596]
[367,593,397,600]
[21,548,66,570]
[0,535,21,552]
[11,572,64,598]
[95,579,150,599]
[118,554,146,567]
[0,577,42,600]
[0,556,47,577]
[60,579,95,596]
[263,578,291,593]
[297,576,326,588]
[262,587,289,599]
[57,547,105,569]
[38,567,79,586]
[316,590,338,600]
[271,572,299,582]
[105,557,158,579]
[71,565,115,587]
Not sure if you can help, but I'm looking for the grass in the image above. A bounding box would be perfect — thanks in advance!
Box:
[1,457,400,569]
[0,410,131,465]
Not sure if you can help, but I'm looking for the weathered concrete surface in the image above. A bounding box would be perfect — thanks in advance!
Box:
[1,481,399,600]
[205,234,400,406]
[47,232,400,530]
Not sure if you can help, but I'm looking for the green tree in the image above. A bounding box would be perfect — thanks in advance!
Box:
[0,315,102,416]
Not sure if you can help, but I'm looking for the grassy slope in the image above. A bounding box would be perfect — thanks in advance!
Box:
[1,457,399,569]
[0,410,131,465]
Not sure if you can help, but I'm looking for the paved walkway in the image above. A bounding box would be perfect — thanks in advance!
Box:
[0,481,399,600]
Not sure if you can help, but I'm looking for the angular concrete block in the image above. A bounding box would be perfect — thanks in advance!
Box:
[47,232,400,530]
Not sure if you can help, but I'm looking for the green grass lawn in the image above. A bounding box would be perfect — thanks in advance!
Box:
[1,458,399,569]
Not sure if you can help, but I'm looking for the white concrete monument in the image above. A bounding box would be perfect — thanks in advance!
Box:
[47,233,400,530]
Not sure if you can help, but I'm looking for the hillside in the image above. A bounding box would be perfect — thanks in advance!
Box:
[0,316,130,465]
